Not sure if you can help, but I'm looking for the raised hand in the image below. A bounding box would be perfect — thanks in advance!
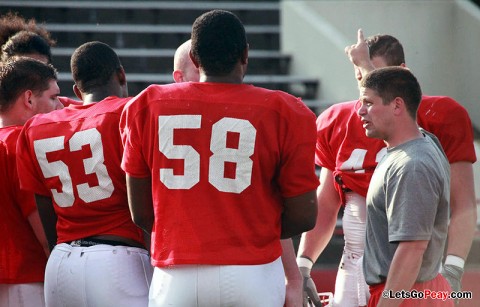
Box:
[345,29,375,81]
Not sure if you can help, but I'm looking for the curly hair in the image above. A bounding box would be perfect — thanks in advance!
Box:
[0,12,55,47]
[1,31,52,63]
[191,10,247,76]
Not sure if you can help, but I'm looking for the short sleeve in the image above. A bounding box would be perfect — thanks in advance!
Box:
[315,110,337,171]
[277,99,319,197]
[417,96,476,163]
[120,94,151,177]
[16,124,51,197]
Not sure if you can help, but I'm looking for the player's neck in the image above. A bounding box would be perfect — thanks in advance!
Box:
[0,114,25,128]
[0,103,30,127]
[200,75,243,84]
[199,64,245,84]
[81,91,117,105]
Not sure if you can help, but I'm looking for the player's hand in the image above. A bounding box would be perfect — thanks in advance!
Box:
[298,264,322,307]
[441,264,464,304]
[284,277,303,307]
[344,29,375,80]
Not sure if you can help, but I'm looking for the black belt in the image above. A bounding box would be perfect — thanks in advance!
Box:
[335,175,352,193]
[70,237,141,248]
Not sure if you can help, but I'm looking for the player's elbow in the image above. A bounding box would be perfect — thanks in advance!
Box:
[281,190,318,238]
[130,212,153,235]
[280,211,317,239]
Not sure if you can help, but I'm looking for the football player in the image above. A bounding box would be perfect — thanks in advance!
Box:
[0,57,62,306]
[122,10,318,306]
[16,41,153,307]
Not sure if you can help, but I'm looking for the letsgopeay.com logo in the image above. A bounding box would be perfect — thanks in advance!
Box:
[382,289,472,301]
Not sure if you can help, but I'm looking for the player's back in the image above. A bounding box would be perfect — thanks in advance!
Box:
[0,126,47,283]
[17,97,144,245]
[121,82,318,266]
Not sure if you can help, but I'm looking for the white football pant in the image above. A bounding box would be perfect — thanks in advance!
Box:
[0,283,44,307]
[333,192,369,307]
[45,243,153,307]
[149,256,285,307]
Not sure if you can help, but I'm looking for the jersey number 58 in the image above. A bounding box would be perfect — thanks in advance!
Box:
[159,115,256,194]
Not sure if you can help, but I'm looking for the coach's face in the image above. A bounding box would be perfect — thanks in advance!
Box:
[32,79,63,113]
[357,87,394,141]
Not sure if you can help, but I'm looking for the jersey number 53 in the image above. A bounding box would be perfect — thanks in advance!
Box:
[34,128,113,207]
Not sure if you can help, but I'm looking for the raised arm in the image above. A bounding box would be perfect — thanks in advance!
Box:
[345,29,376,83]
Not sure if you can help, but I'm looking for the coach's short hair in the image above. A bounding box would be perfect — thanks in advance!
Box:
[71,41,122,93]
[191,10,247,76]
[1,31,52,63]
[0,57,57,112]
[361,66,422,119]
[366,34,405,66]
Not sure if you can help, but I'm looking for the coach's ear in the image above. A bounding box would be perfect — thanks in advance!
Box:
[73,84,83,100]
[392,97,405,116]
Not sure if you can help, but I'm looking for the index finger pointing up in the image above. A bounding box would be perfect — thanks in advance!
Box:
[357,28,365,44]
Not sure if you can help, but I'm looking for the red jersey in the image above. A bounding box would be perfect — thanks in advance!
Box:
[121,82,318,267]
[17,97,144,245]
[316,96,476,199]
[0,126,47,283]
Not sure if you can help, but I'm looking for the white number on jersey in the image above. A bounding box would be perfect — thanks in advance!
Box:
[34,128,114,207]
[159,115,201,189]
[340,147,387,173]
[158,115,256,194]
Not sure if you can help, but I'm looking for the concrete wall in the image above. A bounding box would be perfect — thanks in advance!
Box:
[453,0,480,131]
[280,0,480,132]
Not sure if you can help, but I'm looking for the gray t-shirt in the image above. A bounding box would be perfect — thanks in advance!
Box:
[363,132,450,285]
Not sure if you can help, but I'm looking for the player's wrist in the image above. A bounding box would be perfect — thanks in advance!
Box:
[445,255,465,269]
[297,255,314,270]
